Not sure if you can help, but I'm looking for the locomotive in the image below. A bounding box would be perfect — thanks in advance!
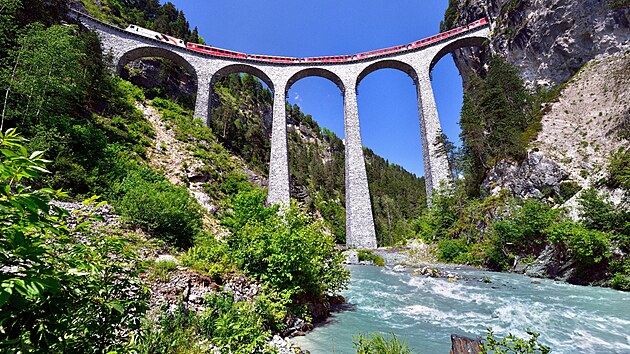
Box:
[125,24,186,48]
[125,18,488,64]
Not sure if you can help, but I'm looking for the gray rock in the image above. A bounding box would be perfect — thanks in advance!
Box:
[344,250,359,264]
[392,265,407,272]
[449,0,630,87]
[482,151,569,199]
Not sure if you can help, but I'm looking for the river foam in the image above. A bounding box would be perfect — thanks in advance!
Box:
[292,266,630,354]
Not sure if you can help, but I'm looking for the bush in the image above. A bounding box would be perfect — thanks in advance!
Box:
[137,294,271,354]
[579,189,620,232]
[222,191,349,300]
[558,181,581,202]
[481,329,551,354]
[611,273,630,291]
[153,258,178,282]
[545,221,611,266]
[114,168,203,247]
[491,199,558,253]
[181,234,233,279]
[438,238,469,263]
[358,250,385,266]
[354,332,415,354]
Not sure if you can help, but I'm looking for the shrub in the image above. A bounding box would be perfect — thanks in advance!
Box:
[557,181,581,202]
[114,168,203,247]
[354,332,416,354]
[578,188,629,234]
[222,191,349,300]
[136,295,271,354]
[153,258,178,282]
[481,329,551,354]
[490,199,559,260]
[358,250,386,266]
[438,238,469,263]
[545,221,611,266]
[181,234,233,280]
[611,273,630,291]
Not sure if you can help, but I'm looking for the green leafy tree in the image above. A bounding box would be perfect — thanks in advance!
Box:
[222,191,349,300]
[459,57,538,196]
[114,168,204,248]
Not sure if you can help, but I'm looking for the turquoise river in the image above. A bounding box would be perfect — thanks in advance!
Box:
[292,265,630,353]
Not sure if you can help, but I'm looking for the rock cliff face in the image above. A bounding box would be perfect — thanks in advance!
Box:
[121,58,197,106]
[448,0,630,86]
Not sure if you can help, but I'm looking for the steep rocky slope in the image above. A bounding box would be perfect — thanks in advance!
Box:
[445,0,630,86]
[483,51,629,202]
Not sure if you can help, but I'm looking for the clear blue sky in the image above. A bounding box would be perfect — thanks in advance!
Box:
[162,0,464,177]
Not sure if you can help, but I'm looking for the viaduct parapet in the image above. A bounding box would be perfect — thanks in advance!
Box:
[68,10,490,249]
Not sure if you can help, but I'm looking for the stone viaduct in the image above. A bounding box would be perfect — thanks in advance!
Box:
[68,10,490,249]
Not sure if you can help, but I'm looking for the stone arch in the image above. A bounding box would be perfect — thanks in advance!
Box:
[117,46,198,82]
[211,64,274,92]
[356,59,419,90]
[428,35,488,73]
[285,68,345,94]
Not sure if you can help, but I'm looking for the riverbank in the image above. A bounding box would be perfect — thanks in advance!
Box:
[346,242,627,292]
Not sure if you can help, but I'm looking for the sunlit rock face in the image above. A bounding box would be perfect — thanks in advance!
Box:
[448,0,630,86]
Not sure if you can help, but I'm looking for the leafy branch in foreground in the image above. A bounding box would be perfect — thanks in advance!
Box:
[481,329,551,354]
[0,129,148,352]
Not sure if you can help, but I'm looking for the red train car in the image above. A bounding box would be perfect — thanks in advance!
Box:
[184,18,488,64]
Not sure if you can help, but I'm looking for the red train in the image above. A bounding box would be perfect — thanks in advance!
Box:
[130,18,488,64]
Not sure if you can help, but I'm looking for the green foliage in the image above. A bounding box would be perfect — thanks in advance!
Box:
[459,57,539,196]
[181,235,234,280]
[438,238,469,263]
[557,181,581,203]
[610,258,630,290]
[607,148,630,193]
[578,188,629,234]
[414,189,459,241]
[440,0,460,31]
[1,17,152,196]
[611,272,630,291]
[222,190,350,300]
[358,250,385,266]
[0,129,148,352]
[210,74,272,175]
[153,258,178,282]
[136,296,271,354]
[354,332,416,354]
[481,329,551,354]
[365,147,427,246]
[114,168,204,247]
[492,199,558,250]
[81,0,205,43]
[545,221,611,266]
[151,97,247,207]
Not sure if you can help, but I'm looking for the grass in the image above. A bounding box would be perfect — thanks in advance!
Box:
[153,258,178,282]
